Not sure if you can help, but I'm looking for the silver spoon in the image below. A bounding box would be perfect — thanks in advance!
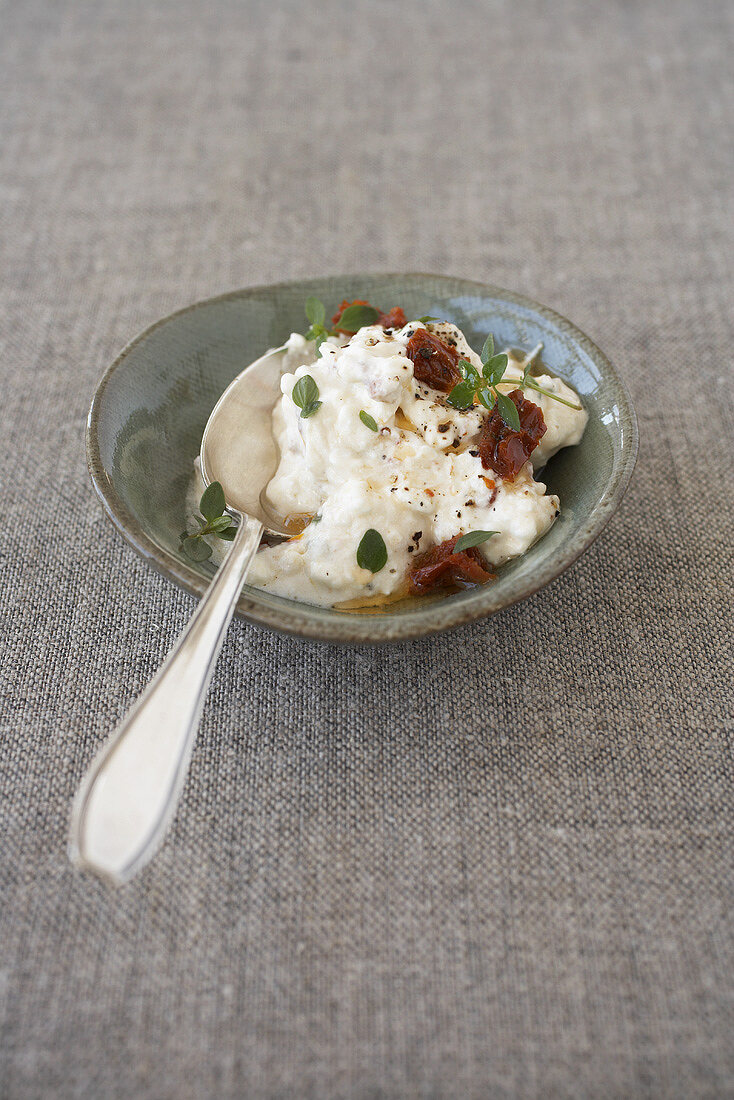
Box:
[69,345,290,884]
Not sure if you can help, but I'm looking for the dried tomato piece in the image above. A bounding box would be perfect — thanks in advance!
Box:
[405,330,462,393]
[379,306,407,329]
[408,535,494,595]
[478,389,547,481]
[331,299,407,334]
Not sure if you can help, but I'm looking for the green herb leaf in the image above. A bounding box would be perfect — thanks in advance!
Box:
[184,483,239,556]
[305,327,329,351]
[447,380,477,410]
[495,391,521,430]
[305,324,320,340]
[477,387,495,410]
[458,358,480,384]
[182,535,213,562]
[334,304,380,333]
[311,513,322,524]
[356,528,387,573]
[417,315,441,323]
[454,530,499,552]
[481,334,495,364]
[292,375,321,418]
[483,352,509,386]
[305,296,326,326]
[439,329,581,425]
[200,481,226,521]
[304,297,330,348]
[209,515,234,533]
[359,410,378,432]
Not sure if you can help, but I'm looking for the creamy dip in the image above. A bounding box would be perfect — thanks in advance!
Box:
[195,319,587,608]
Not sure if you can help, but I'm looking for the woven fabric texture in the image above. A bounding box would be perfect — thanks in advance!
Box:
[1,1,732,1097]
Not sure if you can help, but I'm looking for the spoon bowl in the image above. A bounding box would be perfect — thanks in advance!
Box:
[200,345,290,534]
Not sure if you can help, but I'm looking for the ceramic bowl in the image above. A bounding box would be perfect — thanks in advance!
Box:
[87,273,637,643]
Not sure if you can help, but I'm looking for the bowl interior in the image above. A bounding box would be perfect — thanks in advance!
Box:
[89,274,637,642]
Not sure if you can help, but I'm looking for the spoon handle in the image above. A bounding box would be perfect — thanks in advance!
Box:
[68,515,263,884]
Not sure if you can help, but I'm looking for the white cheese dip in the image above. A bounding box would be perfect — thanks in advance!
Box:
[213,319,588,607]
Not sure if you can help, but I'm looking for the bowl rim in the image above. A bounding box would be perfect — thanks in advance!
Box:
[87,272,638,644]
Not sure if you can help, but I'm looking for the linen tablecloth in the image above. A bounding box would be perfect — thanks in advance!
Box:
[1,1,732,1096]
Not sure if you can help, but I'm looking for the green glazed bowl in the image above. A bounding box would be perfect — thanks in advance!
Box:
[87,273,637,643]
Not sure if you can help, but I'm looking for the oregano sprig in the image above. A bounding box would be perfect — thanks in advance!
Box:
[180,481,237,561]
[447,334,582,425]
[516,343,582,410]
[304,297,380,347]
[336,303,380,332]
[304,297,330,349]
[447,333,520,429]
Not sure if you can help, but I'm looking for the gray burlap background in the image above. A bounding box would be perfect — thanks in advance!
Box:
[1,1,732,1097]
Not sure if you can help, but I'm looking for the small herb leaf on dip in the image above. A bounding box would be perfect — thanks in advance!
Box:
[458,358,480,384]
[447,379,476,410]
[417,315,441,323]
[477,386,495,410]
[359,410,378,432]
[292,374,322,418]
[454,530,499,552]
[483,353,509,388]
[335,303,380,334]
[357,529,388,573]
[494,391,521,431]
